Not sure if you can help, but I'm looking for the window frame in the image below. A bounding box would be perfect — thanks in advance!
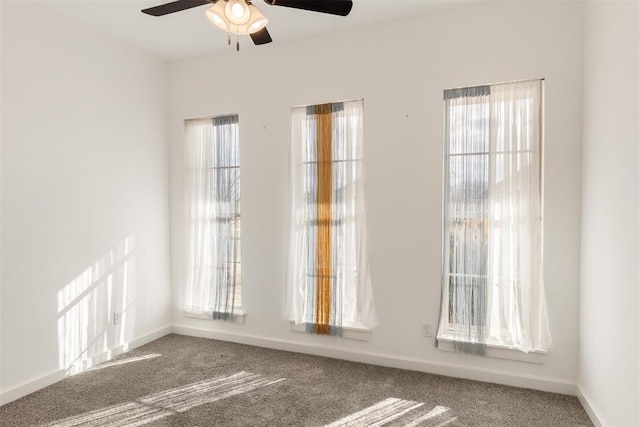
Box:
[438,81,547,359]
[182,114,244,321]
[286,99,376,336]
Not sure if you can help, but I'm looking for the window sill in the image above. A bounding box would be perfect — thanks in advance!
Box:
[184,310,246,324]
[290,322,370,341]
[436,337,547,364]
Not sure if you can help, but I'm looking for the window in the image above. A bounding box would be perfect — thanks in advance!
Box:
[285,100,376,335]
[437,80,551,354]
[180,115,242,320]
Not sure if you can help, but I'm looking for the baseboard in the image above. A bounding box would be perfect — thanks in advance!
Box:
[0,325,172,407]
[0,368,65,408]
[576,385,605,427]
[171,324,577,395]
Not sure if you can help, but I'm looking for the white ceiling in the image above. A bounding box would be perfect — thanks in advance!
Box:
[41,0,466,61]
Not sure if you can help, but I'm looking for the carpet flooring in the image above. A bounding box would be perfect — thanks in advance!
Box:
[0,334,592,426]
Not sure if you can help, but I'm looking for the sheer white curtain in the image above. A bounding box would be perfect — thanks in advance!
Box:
[181,116,241,319]
[286,99,376,334]
[486,81,550,352]
[438,80,550,354]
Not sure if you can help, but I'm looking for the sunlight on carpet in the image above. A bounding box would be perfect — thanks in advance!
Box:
[90,354,162,371]
[42,371,286,427]
[325,398,453,427]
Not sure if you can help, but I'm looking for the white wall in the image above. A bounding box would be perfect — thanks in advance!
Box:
[580,1,640,426]
[0,1,172,397]
[169,1,584,392]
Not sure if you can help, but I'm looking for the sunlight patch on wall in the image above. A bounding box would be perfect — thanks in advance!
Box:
[325,398,453,427]
[57,236,136,375]
[43,371,286,427]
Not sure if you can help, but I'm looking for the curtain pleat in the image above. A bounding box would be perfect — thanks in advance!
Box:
[181,116,241,320]
[286,100,376,335]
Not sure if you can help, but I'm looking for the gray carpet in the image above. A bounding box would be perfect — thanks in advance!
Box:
[0,334,592,426]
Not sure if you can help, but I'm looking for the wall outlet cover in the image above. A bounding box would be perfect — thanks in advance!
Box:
[421,323,433,337]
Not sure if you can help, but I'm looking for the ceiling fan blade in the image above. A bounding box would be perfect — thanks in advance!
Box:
[142,0,211,16]
[250,27,273,45]
[263,0,352,16]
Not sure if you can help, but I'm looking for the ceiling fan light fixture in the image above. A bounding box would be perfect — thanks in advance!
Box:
[205,2,228,31]
[144,0,355,49]
[207,1,268,36]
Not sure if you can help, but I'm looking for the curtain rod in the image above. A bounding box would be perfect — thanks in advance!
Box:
[291,97,364,110]
[184,113,239,122]
[444,77,545,92]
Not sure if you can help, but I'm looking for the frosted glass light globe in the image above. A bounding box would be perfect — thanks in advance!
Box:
[224,0,251,26]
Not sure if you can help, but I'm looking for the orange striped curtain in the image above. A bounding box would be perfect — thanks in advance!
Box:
[313,104,334,335]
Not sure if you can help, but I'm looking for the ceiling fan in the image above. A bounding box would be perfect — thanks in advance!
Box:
[142,0,354,50]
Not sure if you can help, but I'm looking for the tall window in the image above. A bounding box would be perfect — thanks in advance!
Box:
[437,80,551,354]
[181,115,241,320]
[286,99,376,335]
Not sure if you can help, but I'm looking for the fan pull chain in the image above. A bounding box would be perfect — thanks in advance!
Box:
[227,32,231,46]
[236,32,239,51]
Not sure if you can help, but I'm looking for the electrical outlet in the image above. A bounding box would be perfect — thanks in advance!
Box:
[113,312,122,325]
[421,323,433,337]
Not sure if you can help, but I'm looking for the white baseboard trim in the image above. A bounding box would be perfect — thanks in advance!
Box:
[0,368,65,408]
[577,385,605,427]
[0,325,172,407]
[171,324,577,395]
